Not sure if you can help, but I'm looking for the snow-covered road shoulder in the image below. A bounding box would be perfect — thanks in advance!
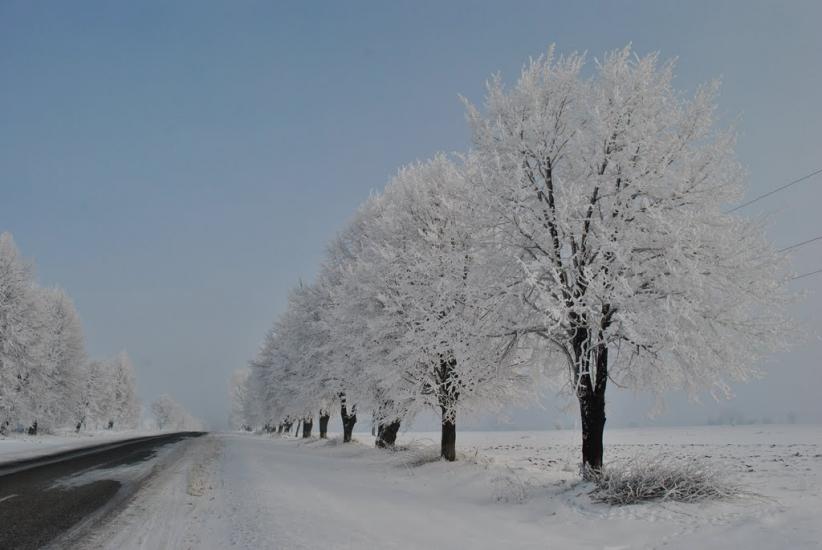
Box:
[76,434,223,550]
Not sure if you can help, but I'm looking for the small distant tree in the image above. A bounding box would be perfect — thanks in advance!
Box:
[110,352,140,429]
[151,394,202,431]
[82,359,111,429]
[229,368,252,430]
[82,352,140,430]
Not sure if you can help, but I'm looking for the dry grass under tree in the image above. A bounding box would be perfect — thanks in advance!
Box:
[589,455,744,505]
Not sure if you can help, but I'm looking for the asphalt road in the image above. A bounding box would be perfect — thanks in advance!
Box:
[0,432,205,550]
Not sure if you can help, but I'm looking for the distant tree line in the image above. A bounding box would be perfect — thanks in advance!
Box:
[151,394,203,431]
[230,46,791,472]
[0,232,140,435]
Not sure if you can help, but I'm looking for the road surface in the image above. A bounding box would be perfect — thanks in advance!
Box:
[0,432,204,550]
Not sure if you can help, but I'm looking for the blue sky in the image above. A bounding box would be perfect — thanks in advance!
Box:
[2,1,821,429]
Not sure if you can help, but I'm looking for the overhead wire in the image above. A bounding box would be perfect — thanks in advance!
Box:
[778,235,822,253]
[791,268,822,281]
[721,168,822,282]
[726,167,822,213]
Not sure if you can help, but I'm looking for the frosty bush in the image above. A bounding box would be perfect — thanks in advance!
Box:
[589,456,741,505]
[491,466,534,504]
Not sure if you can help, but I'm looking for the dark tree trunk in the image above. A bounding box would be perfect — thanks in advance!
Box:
[107,420,114,430]
[342,412,356,442]
[375,420,401,448]
[28,421,38,436]
[340,394,357,443]
[319,412,330,438]
[277,423,283,434]
[572,323,608,476]
[441,410,456,461]
[579,388,606,474]
[302,418,313,438]
[437,353,459,461]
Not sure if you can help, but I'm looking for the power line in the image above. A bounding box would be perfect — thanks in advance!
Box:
[727,167,822,213]
[791,268,822,281]
[778,235,822,253]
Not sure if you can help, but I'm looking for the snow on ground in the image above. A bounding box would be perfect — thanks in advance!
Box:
[0,431,156,464]
[80,425,821,550]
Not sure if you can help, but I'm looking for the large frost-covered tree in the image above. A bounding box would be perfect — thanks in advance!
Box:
[0,233,42,433]
[464,45,791,471]
[338,155,533,459]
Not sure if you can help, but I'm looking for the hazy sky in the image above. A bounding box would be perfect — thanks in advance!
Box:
[2,1,820,430]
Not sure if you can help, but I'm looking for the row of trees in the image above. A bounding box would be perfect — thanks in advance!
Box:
[0,232,140,434]
[150,394,203,431]
[232,46,790,471]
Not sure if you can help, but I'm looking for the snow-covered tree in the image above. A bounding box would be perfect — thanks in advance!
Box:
[329,155,534,458]
[275,281,334,438]
[319,199,388,442]
[241,203,385,442]
[229,367,252,430]
[464,45,792,471]
[109,351,140,430]
[80,359,112,430]
[32,287,87,432]
[151,394,202,431]
[326,193,405,445]
[70,361,93,432]
[248,325,289,432]
[0,233,43,433]
[80,352,140,430]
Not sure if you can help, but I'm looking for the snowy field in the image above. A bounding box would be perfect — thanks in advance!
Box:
[76,424,821,550]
